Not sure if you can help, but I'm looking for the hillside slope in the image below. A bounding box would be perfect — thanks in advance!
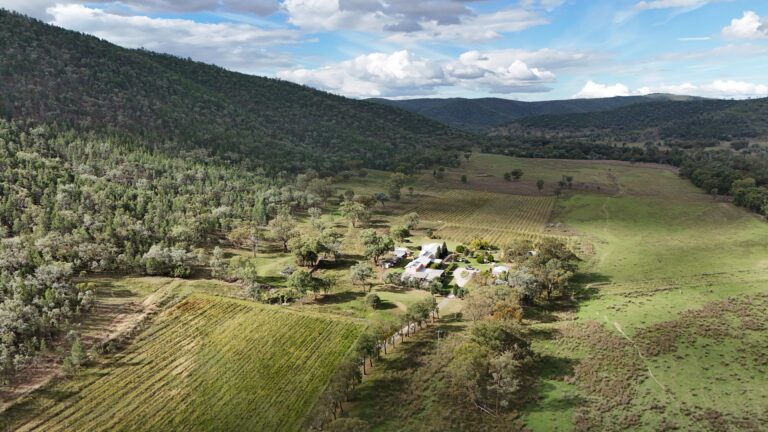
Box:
[369,94,698,131]
[0,10,473,171]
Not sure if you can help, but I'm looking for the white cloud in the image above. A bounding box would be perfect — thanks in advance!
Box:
[677,36,711,41]
[458,48,595,71]
[698,80,768,97]
[282,0,548,41]
[46,4,298,73]
[388,7,548,42]
[0,0,71,19]
[278,49,557,98]
[633,0,710,11]
[573,81,631,98]
[0,0,280,19]
[574,79,768,99]
[722,11,768,40]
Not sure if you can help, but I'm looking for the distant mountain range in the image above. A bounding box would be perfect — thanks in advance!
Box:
[493,97,768,142]
[368,94,701,131]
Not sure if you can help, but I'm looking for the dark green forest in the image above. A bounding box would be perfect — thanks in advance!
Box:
[498,97,768,140]
[369,94,700,131]
[0,10,473,173]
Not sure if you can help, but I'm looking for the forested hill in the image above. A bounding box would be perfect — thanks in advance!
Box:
[493,97,768,141]
[368,94,698,131]
[0,9,473,172]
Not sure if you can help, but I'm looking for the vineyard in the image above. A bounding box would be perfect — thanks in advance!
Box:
[4,294,363,432]
[412,190,567,245]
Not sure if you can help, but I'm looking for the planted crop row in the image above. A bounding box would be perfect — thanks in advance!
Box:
[414,190,561,245]
[15,295,363,432]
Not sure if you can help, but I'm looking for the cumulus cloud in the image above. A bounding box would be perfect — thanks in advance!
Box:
[278,49,558,98]
[633,0,710,10]
[1,0,280,19]
[48,4,298,73]
[282,0,548,41]
[388,7,549,42]
[573,81,631,98]
[722,11,768,40]
[574,79,768,99]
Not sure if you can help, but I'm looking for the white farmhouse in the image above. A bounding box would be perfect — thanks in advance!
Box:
[402,243,445,282]
[419,243,443,259]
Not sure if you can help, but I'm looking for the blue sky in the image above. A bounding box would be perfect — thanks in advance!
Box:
[2,0,768,100]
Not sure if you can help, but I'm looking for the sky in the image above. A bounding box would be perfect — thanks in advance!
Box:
[2,0,768,100]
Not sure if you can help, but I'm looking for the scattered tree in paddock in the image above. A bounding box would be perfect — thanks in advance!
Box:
[405,212,420,230]
[209,246,226,279]
[373,192,390,207]
[387,173,407,201]
[390,225,410,243]
[339,200,370,228]
[350,262,375,293]
[268,210,298,252]
[228,224,262,256]
[287,269,328,299]
[359,230,394,265]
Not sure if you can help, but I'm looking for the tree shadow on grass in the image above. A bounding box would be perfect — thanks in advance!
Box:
[524,307,560,323]
[376,285,418,294]
[320,258,362,270]
[376,300,398,310]
[526,326,558,342]
[256,276,286,287]
[522,354,584,414]
[572,272,611,301]
[318,290,365,305]
[367,218,390,229]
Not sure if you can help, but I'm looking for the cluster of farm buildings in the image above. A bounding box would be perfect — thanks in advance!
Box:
[382,242,510,288]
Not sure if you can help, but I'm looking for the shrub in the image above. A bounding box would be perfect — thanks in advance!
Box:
[365,293,382,309]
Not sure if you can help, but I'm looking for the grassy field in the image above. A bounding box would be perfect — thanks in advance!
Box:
[2,293,363,432]
[516,154,768,431]
[334,153,768,431]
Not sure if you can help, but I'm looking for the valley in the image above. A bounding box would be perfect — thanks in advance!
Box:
[3,151,766,431]
[1,6,767,431]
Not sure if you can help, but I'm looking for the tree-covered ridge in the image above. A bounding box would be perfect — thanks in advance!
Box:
[495,98,768,140]
[368,94,700,131]
[0,9,472,172]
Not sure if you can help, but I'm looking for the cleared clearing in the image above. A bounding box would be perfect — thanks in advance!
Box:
[2,294,363,432]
